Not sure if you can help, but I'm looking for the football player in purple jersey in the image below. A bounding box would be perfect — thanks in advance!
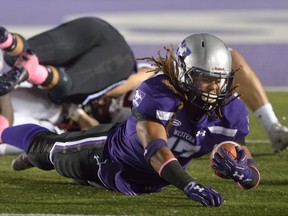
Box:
[1,17,287,153]
[1,33,260,207]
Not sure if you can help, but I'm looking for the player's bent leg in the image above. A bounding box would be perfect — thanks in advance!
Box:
[0,49,71,97]
[53,142,105,187]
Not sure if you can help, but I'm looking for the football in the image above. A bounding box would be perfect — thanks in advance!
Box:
[210,141,240,179]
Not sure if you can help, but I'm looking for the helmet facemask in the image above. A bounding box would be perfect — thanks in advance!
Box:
[175,33,236,114]
[180,66,235,112]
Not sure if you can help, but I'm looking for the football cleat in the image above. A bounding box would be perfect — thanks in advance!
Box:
[0,66,28,96]
[268,122,288,153]
[11,152,34,171]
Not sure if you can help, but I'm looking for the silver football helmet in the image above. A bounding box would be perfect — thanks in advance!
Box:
[175,33,234,112]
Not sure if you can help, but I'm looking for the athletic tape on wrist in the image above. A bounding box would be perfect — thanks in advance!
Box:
[144,138,168,163]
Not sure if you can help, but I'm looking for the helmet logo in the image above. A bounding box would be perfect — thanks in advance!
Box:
[211,67,226,72]
[176,40,191,58]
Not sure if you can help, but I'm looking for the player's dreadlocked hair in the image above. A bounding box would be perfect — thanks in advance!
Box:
[138,46,239,134]
[138,46,189,134]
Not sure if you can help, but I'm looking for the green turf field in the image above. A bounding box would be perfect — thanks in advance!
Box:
[0,92,287,216]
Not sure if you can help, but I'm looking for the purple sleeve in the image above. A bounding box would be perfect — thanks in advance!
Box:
[2,124,50,152]
[234,100,249,141]
[223,98,250,141]
[132,76,180,125]
[235,114,249,141]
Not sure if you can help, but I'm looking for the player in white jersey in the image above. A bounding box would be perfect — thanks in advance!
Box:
[0,83,99,155]
[0,62,153,155]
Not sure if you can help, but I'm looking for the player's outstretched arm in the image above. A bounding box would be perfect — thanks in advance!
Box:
[137,120,223,207]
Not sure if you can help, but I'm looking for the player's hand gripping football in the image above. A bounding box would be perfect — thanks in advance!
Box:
[183,181,223,207]
[212,146,253,185]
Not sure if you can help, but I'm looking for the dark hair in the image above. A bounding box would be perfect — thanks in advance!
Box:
[138,46,188,134]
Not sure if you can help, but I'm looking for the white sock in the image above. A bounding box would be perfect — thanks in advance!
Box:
[254,103,278,132]
[0,144,23,155]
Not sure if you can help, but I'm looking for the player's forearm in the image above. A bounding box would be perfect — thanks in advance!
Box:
[137,120,193,189]
[158,157,194,190]
[148,145,193,190]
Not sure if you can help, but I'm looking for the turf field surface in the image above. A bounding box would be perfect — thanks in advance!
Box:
[0,92,287,216]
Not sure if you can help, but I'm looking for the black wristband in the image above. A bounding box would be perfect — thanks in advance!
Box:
[160,160,193,190]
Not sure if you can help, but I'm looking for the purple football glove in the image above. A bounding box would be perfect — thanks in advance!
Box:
[212,146,253,185]
[184,181,223,207]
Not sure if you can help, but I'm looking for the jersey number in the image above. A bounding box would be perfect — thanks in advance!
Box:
[167,137,201,158]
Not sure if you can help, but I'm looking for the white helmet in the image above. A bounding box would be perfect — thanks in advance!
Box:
[175,33,234,112]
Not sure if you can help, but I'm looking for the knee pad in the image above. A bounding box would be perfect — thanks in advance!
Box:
[53,151,83,179]
[53,147,103,182]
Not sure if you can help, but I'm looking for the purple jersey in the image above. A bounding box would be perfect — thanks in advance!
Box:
[101,74,249,195]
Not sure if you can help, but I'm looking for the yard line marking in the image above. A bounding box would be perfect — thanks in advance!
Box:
[246,139,270,144]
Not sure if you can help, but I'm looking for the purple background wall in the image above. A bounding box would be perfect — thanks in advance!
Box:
[1,0,288,88]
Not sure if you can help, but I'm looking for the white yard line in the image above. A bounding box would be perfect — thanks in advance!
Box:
[0,214,123,216]
[246,139,270,144]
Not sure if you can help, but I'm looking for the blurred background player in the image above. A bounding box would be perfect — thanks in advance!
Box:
[0,17,136,104]
[0,16,141,155]
[230,49,288,152]
[0,84,99,155]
